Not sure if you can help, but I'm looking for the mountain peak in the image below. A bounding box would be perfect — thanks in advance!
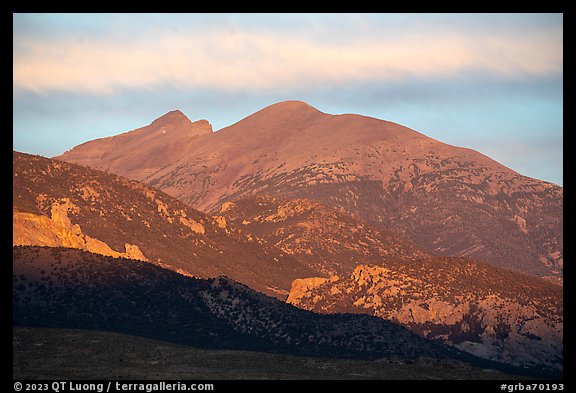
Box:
[261,100,322,116]
[151,110,192,126]
[271,100,317,110]
[150,110,212,135]
[54,109,213,180]
[227,100,324,131]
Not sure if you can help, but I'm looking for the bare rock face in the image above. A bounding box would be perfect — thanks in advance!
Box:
[13,198,147,261]
[217,193,563,372]
[178,216,205,234]
[213,215,227,230]
[286,277,328,304]
[287,264,563,372]
[123,243,147,261]
[57,101,562,281]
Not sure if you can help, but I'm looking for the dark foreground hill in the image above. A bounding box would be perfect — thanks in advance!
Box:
[13,246,549,378]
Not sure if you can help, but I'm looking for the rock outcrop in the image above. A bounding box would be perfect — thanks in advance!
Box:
[13,198,147,261]
[286,277,328,304]
[287,264,563,372]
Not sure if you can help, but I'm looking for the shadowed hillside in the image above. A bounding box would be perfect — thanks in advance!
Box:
[12,247,492,364]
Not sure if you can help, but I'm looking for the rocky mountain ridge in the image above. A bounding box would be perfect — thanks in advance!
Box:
[15,100,563,379]
[57,101,563,280]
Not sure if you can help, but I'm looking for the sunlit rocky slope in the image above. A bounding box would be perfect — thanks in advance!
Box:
[57,101,563,281]
[13,151,316,298]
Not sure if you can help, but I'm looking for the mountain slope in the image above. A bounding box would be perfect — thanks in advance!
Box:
[13,151,317,298]
[217,195,563,372]
[218,195,430,277]
[57,101,563,280]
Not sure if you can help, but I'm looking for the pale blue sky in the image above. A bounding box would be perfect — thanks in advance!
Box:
[13,13,563,185]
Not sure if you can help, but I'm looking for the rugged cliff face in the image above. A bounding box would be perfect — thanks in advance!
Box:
[287,264,563,372]
[57,101,563,281]
[14,198,147,261]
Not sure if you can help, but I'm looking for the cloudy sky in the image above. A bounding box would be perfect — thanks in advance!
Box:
[13,13,563,185]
